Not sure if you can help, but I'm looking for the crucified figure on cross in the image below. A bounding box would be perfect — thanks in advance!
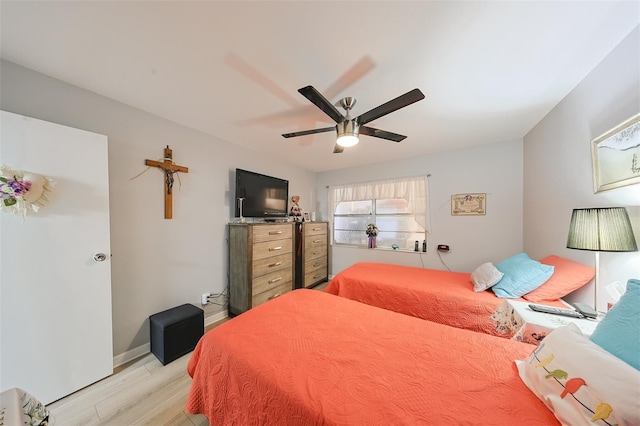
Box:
[145,145,188,219]
[165,168,176,194]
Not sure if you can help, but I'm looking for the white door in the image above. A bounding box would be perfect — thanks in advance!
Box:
[0,111,113,404]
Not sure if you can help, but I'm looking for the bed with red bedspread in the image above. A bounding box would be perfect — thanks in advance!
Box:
[325,262,566,337]
[186,289,558,425]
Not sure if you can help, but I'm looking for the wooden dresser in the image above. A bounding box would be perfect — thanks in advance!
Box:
[228,223,294,315]
[295,222,329,289]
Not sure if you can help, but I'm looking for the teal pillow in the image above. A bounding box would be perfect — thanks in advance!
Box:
[590,279,640,370]
[492,252,554,298]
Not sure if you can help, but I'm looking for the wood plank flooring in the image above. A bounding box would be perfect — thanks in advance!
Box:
[47,333,212,426]
[47,282,328,425]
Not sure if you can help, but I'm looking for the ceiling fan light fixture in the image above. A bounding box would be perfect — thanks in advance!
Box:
[337,134,359,147]
[337,120,360,147]
[283,86,424,151]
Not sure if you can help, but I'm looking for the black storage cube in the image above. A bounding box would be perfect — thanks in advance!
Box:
[150,303,204,365]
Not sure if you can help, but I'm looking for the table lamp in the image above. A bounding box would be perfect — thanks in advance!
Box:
[566,207,638,310]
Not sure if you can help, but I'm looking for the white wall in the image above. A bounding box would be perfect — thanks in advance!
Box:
[316,139,524,275]
[0,60,316,360]
[3,25,638,362]
[523,26,640,311]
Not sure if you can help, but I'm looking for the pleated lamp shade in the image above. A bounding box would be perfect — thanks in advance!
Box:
[567,207,638,252]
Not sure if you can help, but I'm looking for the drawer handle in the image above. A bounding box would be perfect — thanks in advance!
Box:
[313,274,323,279]
[312,227,322,231]
[269,231,283,235]
[312,251,320,256]
[268,293,281,300]
[268,261,283,268]
[312,240,322,243]
[268,277,282,284]
[269,246,283,251]
[313,263,321,267]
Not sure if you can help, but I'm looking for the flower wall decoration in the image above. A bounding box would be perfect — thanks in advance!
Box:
[0,166,54,221]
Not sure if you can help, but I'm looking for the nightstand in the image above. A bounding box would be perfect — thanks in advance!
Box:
[492,300,601,345]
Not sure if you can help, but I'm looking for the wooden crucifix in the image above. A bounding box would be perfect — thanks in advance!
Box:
[145,145,188,219]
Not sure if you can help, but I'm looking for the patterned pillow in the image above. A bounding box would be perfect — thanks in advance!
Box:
[516,323,640,425]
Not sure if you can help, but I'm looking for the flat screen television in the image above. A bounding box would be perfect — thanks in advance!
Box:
[234,169,289,219]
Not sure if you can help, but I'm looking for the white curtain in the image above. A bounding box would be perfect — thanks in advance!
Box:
[328,175,430,233]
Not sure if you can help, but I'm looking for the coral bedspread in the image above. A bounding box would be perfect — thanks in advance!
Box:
[186,289,558,425]
[325,262,564,336]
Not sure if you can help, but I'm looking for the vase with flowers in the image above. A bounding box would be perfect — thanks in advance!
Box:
[365,223,378,248]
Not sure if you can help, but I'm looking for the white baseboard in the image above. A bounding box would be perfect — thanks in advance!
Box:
[113,343,150,368]
[112,310,229,368]
[205,310,229,327]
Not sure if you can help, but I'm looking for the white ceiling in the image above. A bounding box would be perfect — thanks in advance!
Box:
[1,1,639,172]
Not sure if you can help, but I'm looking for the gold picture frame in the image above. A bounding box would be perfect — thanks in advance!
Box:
[451,193,486,216]
[591,113,640,193]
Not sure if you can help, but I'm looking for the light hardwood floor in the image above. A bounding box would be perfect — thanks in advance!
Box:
[47,283,328,425]
[47,330,215,426]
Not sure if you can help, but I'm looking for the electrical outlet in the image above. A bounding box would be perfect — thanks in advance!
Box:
[201,293,210,305]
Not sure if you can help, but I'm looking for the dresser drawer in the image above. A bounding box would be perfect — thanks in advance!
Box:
[252,224,292,243]
[304,253,327,288]
[305,256,327,273]
[252,268,293,295]
[304,223,327,236]
[305,244,326,261]
[252,253,292,278]
[304,265,327,288]
[252,282,291,308]
[304,233,327,250]
[253,239,293,261]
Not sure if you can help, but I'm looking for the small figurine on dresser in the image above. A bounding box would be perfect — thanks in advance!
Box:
[289,195,303,222]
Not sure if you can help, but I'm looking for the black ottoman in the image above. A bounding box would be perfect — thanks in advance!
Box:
[149,303,204,365]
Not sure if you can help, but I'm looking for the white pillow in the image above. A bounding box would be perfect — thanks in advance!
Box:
[470,262,504,292]
[516,323,640,425]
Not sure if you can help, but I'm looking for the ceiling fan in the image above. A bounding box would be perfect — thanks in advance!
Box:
[282,86,425,153]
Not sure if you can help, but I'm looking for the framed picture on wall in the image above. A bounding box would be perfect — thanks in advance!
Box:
[451,193,486,216]
[591,113,640,193]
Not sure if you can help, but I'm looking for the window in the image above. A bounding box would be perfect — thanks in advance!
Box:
[329,176,429,250]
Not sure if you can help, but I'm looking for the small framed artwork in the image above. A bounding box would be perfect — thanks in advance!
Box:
[591,113,640,193]
[451,193,486,216]
[303,212,311,222]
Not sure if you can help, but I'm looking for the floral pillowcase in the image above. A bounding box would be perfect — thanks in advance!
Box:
[516,323,640,425]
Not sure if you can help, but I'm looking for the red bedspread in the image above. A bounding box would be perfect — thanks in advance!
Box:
[186,289,558,425]
[325,262,564,336]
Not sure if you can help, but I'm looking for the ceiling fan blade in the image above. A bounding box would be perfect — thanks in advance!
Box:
[298,86,345,123]
[282,126,335,138]
[356,88,425,126]
[324,56,376,99]
[360,126,407,142]
[333,144,345,154]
